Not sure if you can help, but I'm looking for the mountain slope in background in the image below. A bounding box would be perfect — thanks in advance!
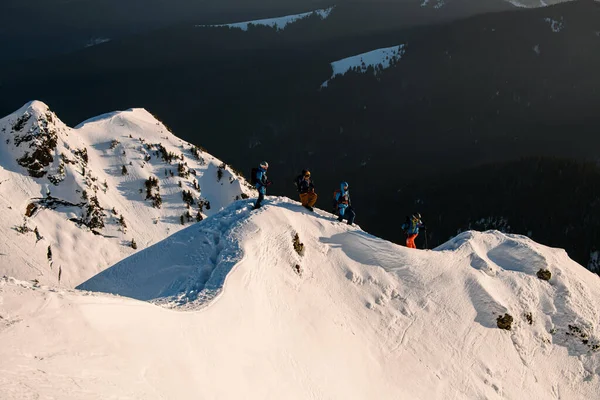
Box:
[0,101,254,287]
[2,197,599,399]
[0,0,570,62]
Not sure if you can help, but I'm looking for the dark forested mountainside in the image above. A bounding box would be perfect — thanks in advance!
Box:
[1,1,599,271]
[0,0,515,62]
[394,158,600,272]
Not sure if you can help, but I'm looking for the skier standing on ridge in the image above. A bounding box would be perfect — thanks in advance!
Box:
[295,169,317,212]
[252,161,271,209]
[402,213,425,249]
[334,181,355,225]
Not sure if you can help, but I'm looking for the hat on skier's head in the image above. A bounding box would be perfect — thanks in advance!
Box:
[260,161,269,169]
[412,212,421,220]
[341,182,349,191]
[302,169,310,177]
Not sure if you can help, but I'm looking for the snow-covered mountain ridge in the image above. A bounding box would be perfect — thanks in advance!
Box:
[0,101,254,287]
[2,196,599,399]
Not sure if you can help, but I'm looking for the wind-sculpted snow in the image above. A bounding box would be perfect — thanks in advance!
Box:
[3,198,600,399]
[78,200,253,308]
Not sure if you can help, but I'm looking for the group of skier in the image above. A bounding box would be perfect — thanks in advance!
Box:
[251,161,426,248]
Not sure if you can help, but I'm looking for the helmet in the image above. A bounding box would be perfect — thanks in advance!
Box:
[341,181,349,191]
[259,161,269,169]
[302,169,310,177]
[412,213,421,220]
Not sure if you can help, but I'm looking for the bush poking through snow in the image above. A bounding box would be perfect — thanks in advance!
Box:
[177,163,190,179]
[85,195,105,230]
[293,233,304,256]
[524,312,533,325]
[73,148,88,165]
[12,113,31,132]
[47,246,52,262]
[15,219,32,234]
[118,215,127,231]
[182,190,195,207]
[196,211,204,222]
[293,264,303,276]
[34,227,42,242]
[217,163,226,181]
[131,238,137,250]
[122,165,128,175]
[497,313,513,330]
[145,176,159,199]
[537,269,551,281]
[25,203,37,217]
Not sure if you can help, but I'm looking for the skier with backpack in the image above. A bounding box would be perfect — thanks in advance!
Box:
[294,169,317,212]
[333,181,355,225]
[402,213,425,249]
[250,161,271,209]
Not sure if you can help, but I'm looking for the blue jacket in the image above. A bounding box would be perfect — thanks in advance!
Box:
[335,182,350,214]
[255,167,268,194]
[402,218,424,235]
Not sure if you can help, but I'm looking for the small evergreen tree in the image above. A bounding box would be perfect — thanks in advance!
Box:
[122,165,128,175]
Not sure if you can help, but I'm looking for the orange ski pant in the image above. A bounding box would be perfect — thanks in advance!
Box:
[299,192,318,207]
[406,234,418,249]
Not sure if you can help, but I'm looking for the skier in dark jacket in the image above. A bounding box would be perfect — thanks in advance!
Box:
[401,213,425,249]
[254,161,270,209]
[335,181,355,225]
[297,169,317,212]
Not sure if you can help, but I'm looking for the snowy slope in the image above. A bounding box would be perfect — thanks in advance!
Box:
[321,45,406,88]
[2,197,598,399]
[0,101,254,287]
[197,6,335,31]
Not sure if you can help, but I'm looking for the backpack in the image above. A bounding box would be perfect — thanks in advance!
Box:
[332,189,341,212]
[250,167,259,185]
[294,175,303,192]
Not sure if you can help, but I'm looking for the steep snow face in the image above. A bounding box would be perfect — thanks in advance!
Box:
[198,6,334,31]
[0,101,254,287]
[28,198,592,398]
[321,45,406,88]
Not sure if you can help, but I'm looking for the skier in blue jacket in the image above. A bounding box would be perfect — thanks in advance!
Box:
[335,181,355,225]
[254,161,271,209]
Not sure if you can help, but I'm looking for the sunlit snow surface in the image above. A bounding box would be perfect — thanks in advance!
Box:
[2,197,599,399]
[321,45,406,88]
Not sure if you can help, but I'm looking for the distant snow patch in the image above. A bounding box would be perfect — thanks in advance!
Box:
[85,37,111,48]
[507,0,551,7]
[544,17,564,33]
[321,45,406,88]
[421,0,446,8]
[198,6,334,32]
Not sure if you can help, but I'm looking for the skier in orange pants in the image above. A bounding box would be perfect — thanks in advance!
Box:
[295,169,317,212]
[402,213,425,249]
